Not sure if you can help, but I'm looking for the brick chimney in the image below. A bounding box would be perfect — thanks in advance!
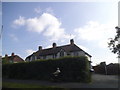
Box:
[53,43,56,48]
[39,46,42,51]
[5,54,8,60]
[11,52,14,56]
[70,39,74,45]
[5,54,8,57]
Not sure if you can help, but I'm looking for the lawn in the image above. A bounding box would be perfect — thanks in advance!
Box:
[2,82,57,88]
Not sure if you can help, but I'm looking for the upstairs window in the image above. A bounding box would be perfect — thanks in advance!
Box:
[67,53,71,56]
[74,52,78,56]
[43,56,46,59]
[53,54,57,59]
[9,60,13,63]
[60,50,64,57]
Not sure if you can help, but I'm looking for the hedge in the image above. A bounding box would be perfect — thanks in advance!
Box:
[3,56,91,82]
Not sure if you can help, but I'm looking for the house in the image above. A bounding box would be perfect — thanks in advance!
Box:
[2,53,24,63]
[93,62,119,75]
[25,39,92,62]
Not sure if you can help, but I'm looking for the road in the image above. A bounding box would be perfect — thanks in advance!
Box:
[3,74,119,88]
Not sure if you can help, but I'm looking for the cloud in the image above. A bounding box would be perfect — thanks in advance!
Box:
[74,21,117,48]
[9,34,18,41]
[45,7,54,15]
[98,40,109,48]
[74,21,116,41]
[34,7,41,14]
[25,49,35,56]
[92,51,118,66]
[13,16,25,26]
[12,13,74,41]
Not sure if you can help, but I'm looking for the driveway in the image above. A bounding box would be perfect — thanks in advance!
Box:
[3,74,119,88]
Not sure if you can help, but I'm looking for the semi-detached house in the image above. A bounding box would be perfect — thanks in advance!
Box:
[25,39,92,62]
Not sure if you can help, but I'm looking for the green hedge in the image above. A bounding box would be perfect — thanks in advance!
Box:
[3,56,91,82]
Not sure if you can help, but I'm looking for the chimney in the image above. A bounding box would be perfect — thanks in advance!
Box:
[5,54,8,57]
[11,52,14,56]
[53,43,56,48]
[70,39,74,45]
[39,46,42,51]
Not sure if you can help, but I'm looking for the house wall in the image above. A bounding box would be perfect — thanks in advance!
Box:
[41,52,68,59]
[31,56,34,61]
[56,53,60,58]
[46,55,53,59]
[78,51,85,56]
[69,51,91,61]
[57,52,67,58]
[85,55,91,61]
[69,51,84,57]
[27,50,91,62]
[25,58,29,62]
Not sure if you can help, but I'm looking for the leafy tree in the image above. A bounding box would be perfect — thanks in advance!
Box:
[2,56,9,64]
[108,26,120,58]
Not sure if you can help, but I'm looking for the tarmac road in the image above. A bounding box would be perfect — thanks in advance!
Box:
[2,74,119,88]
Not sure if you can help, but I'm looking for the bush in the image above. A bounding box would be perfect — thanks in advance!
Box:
[3,56,91,82]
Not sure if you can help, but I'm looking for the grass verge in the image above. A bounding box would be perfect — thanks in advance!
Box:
[2,82,57,88]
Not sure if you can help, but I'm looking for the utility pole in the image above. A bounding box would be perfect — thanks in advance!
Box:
[103,62,107,75]
[0,25,3,39]
[0,25,3,63]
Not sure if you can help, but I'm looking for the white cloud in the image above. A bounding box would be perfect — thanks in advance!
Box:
[98,40,109,48]
[12,13,73,41]
[92,51,118,66]
[34,7,41,14]
[74,21,117,48]
[25,49,35,56]
[9,34,18,41]
[74,21,116,41]
[13,16,25,26]
[45,7,54,15]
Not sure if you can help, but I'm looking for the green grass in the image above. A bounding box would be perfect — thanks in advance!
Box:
[2,82,57,88]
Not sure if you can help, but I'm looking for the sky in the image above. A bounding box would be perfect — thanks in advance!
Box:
[2,1,119,65]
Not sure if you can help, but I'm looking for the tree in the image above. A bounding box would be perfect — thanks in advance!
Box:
[108,26,120,58]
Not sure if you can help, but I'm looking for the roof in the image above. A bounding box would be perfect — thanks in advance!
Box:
[26,44,92,59]
[2,55,24,62]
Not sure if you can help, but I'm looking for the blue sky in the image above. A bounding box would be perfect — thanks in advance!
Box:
[2,2,118,65]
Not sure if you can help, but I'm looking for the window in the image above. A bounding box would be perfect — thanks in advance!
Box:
[9,60,13,63]
[74,52,78,56]
[60,50,64,57]
[67,53,71,56]
[53,54,57,59]
[35,56,37,60]
[30,57,33,61]
[43,56,46,59]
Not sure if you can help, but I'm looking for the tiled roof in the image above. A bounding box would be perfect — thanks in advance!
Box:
[3,55,24,62]
[27,44,91,58]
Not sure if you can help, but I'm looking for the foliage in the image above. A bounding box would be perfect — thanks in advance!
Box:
[3,56,91,83]
[108,26,120,58]
[2,58,9,64]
